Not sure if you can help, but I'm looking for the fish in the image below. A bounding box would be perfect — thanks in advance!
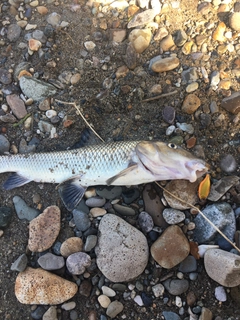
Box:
[0,140,208,211]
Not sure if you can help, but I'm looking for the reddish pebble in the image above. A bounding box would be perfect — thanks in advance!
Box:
[186,136,196,148]
[63,119,73,128]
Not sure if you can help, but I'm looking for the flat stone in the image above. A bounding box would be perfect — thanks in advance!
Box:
[6,94,27,119]
[160,35,175,51]
[11,254,28,272]
[7,24,21,42]
[127,9,156,28]
[13,196,39,221]
[110,29,126,43]
[151,57,180,72]
[79,279,92,297]
[60,237,83,258]
[102,286,116,297]
[129,28,152,53]
[106,301,124,318]
[179,255,197,273]
[84,235,97,252]
[42,306,57,320]
[215,286,227,302]
[66,252,91,275]
[151,225,190,269]
[15,267,78,304]
[95,214,149,282]
[204,249,240,287]
[163,208,185,224]
[193,202,236,244]
[72,209,91,231]
[143,184,166,227]
[199,307,213,320]
[163,278,189,295]
[28,206,61,252]
[98,295,111,308]
[19,76,57,102]
[208,176,239,201]
[37,252,65,270]
[221,91,240,114]
[229,12,240,32]
[138,211,154,233]
[182,94,201,114]
[125,42,137,70]
[212,22,226,42]
[163,180,199,210]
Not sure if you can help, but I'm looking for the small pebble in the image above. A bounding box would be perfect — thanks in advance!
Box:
[102,286,116,297]
[11,254,28,272]
[66,252,91,275]
[98,295,111,308]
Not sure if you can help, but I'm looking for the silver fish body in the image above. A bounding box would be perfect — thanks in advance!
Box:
[0,140,208,210]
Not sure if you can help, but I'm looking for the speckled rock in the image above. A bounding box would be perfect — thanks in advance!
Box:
[95,214,149,282]
[151,225,190,269]
[163,208,185,224]
[60,237,83,258]
[15,267,78,304]
[66,252,91,275]
[163,180,199,210]
[182,94,201,114]
[28,206,61,252]
[204,249,240,287]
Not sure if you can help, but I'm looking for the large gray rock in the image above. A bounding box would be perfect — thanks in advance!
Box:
[193,202,236,244]
[19,76,57,101]
[204,249,240,287]
[95,214,149,282]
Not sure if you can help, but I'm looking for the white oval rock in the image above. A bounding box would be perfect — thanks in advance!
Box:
[95,214,149,282]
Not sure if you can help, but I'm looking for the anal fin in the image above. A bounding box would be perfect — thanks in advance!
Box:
[3,173,32,190]
[58,178,86,211]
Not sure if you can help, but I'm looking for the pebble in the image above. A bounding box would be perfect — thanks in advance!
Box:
[79,279,92,297]
[85,196,106,208]
[60,237,83,258]
[129,29,152,53]
[102,286,116,297]
[37,6,48,15]
[15,267,78,304]
[84,235,97,252]
[138,211,154,233]
[199,307,212,320]
[186,82,199,93]
[152,283,165,297]
[61,301,76,311]
[163,208,185,224]
[37,252,65,270]
[134,295,144,306]
[6,94,27,119]
[0,206,12,228]
[42,306,57,320]
[96,186,122,200]
[84,41,96,51]
[98,295,111,308]
[208,176,239,201]
[106,301,124,318]
[46,12,61,27]
[160,35,175,51]
[7,24,21,42]
[0,68,12,84]
[150,56,180,72]
[110,29,127,43]
[0,135,10,154]
[173,29,187,46]
[39,99,50,111]
[204,249,240,287]
[95,214,149,282]
[162,311,181,320]
[163,278,189,295]
[143,184,166,227]
[162,106,175,124]
[187,291,196,306]
[66,252,91,275]
[182,94,201,114]
[90,207,106,218]
[176,122,194,134]
[194,202,236,244]
[151,225,190,269]
[163,180,199,210]
[229,12,240,31]
[11,254,28,272]
[125,42,137,69]
[215,286,227,302]
[179,255,197,273]
[19,76,57,102]
[72,209,91,231]
[13,196,39,221]
[127,9,156,28]
[122,188,140,204]
[38,120,53,133]
[28,206,61,252]
[213,22,226,42]
[221,91,240,114]
[198,244,219,258]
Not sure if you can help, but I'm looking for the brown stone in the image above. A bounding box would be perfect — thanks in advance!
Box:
[60,237,83,258]
[221,91,240,114]
[28,206,61,252]
[151,57,180,73]
[37,6,48,15]
[6,94,27,119]
[159,35,175,51]
[151,225,190,269]
[28,39,42,51]
[15,267,78,304]
[212,22,226,42]
[182,93,201,114]
[129,29,152,53]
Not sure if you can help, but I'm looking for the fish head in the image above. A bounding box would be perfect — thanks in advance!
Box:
[136,141,208,182]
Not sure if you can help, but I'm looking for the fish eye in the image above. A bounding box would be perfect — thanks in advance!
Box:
[168,143,177,149]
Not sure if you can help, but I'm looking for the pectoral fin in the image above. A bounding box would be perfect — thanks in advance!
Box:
[106,164,138,185]
[3,173,32,190]
[58,178,86,211]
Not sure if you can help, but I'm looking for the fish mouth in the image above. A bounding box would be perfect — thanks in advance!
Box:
[185,160,209,182]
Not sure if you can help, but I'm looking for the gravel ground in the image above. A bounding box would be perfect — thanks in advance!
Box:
[0,0,240,319]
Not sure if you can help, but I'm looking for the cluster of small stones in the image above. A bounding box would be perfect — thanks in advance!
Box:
[0,0,240,319]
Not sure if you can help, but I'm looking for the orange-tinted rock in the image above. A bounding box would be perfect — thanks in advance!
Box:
[151,57,179,72]
[212,22,226,42]
[28,206,61,252]
[60,237,83,258]
[28,39,42,51]
[37,6,48,15]
[182,94,201,114]
[15,267,78,304]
